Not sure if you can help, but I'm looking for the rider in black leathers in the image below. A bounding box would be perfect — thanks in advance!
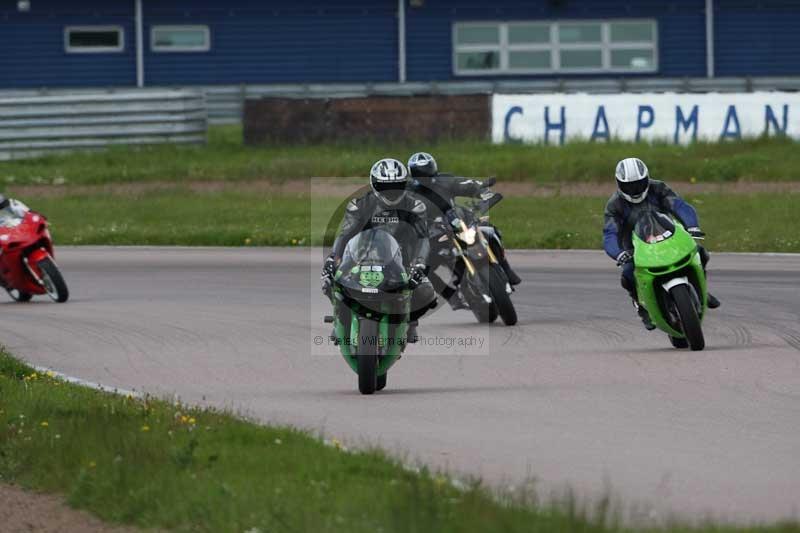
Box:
[406,152,521,309]
[322,158,436,341]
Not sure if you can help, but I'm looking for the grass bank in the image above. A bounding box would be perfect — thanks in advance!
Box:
[0,126,798,185]
[2,350,798,533]
[28,189,800,253]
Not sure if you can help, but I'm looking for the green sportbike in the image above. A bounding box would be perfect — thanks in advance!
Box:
[324,229,411,394]
[632,211,708,351]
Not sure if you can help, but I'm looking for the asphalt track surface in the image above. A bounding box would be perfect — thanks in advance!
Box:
[2,247,798,524]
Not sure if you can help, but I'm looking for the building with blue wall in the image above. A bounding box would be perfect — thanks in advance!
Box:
[1,0,798,89]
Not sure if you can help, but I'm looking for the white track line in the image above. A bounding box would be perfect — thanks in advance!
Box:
[30,364,142,399]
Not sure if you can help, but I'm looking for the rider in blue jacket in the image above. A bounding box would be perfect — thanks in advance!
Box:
[603,158,720,330]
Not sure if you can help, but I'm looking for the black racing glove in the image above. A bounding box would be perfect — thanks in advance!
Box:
[687,227,706,240]
[616,250,633,267]
[408,263,427,289]
[321,255,337,292]
[445,209,463,230]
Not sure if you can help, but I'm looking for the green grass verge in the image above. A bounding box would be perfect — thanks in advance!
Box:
[2,351,798,533]
[31,190,800,253]
[37,190,310,247]
[1,126,798,185]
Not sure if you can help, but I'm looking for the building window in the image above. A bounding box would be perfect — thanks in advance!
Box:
[151,26,210,52]
[64,26,124,53]
[454,24,501,72]
[453,20,657,75]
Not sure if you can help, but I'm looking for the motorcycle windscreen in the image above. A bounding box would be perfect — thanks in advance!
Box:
[634,212,676,244]
[338,229,407,291]
[0,211,23,229]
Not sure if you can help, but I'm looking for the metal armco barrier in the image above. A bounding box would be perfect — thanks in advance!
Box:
[1,76,799,127]
[0,90,207,161]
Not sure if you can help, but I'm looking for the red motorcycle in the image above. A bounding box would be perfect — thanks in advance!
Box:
[0,210,69,303]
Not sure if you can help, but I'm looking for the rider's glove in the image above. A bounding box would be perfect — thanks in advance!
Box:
[321,256,337,291]
[445,210,463,231]
[616,250,633,267]
[408,263,427,289]
[687,227,706,240]
[321,255,337,279]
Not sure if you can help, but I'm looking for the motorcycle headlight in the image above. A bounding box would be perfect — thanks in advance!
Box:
[458,226,477,245]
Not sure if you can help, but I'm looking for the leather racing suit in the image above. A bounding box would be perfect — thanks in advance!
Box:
[603,179,710,297]
[331,192,436,322]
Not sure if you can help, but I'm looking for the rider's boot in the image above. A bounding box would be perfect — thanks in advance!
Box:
[707,293,721,309]
[704,271,721,309]
[440,284,467,310]
[633,299,656,331]
[499,258,521,286]
[406,321,419,344]
[447,291,468,310]
[699,247,720,309]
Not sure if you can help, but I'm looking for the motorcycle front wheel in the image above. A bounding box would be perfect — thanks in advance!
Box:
[357,318,379,395]
[37,257,69,303]
[670,284,704,351]
[482,264,518,326]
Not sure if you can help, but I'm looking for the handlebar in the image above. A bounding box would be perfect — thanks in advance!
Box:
[477,192,503,214]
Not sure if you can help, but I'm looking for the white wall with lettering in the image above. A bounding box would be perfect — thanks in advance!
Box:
[493,92,800,145]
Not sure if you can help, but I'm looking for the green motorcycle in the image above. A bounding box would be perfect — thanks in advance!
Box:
[324,229,411,394]
[632,211,708,351]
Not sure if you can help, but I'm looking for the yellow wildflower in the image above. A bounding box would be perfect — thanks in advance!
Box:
[89,461,96,468]
[188,417,196,425]
[141,425,150,432]
[40,421,49,427]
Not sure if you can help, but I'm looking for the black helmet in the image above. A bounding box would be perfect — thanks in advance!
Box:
[370,158,408,206]
[0,194,8,209]
[615,157,650,204]
[407,152,438,178]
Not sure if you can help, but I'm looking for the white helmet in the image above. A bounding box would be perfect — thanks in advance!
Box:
[370,158,409,206]
[615,157,650,204]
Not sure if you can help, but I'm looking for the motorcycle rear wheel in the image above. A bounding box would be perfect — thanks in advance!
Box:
[7,288,33,302]
[357,318,379,395]
[38,257,69,303]
[376,373,387,391]
[670,284,704,351]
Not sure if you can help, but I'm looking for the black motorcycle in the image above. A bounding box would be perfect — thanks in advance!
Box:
[429,184,518,326]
